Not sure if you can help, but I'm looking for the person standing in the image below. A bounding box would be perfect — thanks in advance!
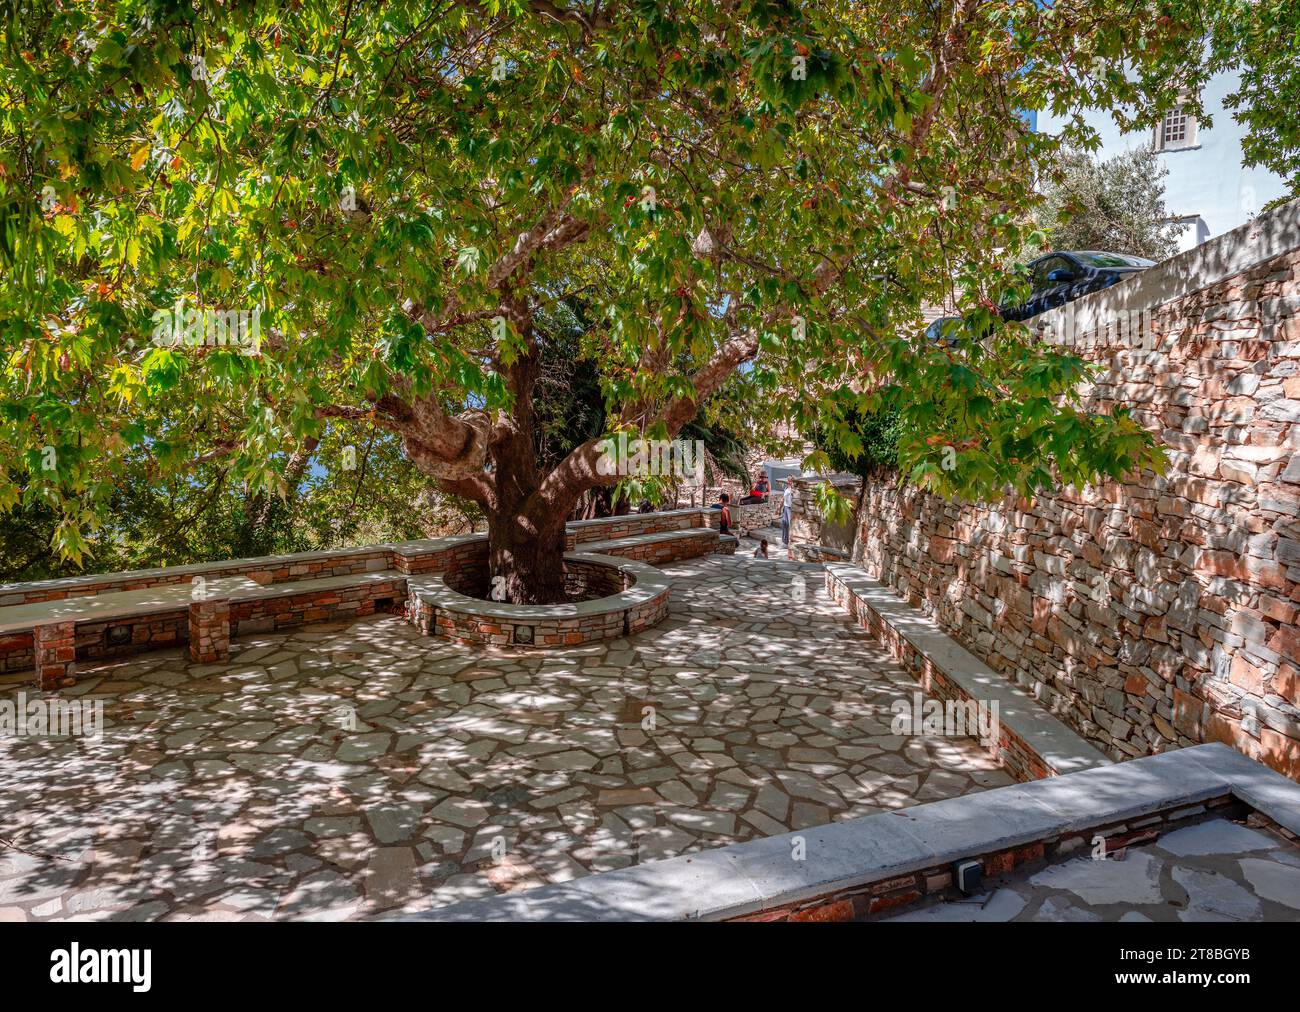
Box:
[781,477,794,548]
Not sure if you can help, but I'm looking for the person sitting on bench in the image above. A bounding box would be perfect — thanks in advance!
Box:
[717,493,733,535]
[739,473,768,506]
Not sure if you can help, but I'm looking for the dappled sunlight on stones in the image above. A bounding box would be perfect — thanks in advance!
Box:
[0,553,1015,919]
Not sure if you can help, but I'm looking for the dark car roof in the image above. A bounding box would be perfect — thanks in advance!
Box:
[1035,250,1156,269]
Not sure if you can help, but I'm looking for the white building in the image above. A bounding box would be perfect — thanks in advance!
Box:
[1036,69,1290,252]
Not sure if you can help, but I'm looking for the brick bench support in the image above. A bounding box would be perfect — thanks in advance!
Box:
[34,620,76,690]
[188,599,231,663]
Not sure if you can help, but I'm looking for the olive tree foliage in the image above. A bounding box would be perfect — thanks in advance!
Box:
[1,0,1297,599]
[1034,147,1183,262]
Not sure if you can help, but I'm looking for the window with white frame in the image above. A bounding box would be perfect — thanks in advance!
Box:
[1154,100,1197,151]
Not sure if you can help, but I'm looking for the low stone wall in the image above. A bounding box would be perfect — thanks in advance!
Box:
[0,509,728,674]
[0,548,395,607]
[407,554,670,648]
[230,575,408,636]
[396,536,486,578]
[733,795,1250,921]
[854,200,1300,781]
[595,530,721,565]
[700,501,774,531]
[792,544,849,563]
[563,559,628,598]
[567,508,703,546]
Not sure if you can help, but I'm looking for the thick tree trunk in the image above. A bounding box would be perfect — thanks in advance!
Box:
[394,297,634,604]
[477,302,578,605]
[486,505,568,605]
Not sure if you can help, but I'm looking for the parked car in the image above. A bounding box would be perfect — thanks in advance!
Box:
[925,315,991,347]
[1000,250,1155,321]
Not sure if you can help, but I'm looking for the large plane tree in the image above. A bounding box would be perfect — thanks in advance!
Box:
[2,1,1296,602]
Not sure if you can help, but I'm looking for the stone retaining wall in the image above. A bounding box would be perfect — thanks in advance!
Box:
[731,795,1250,921]
[788,474,861,549]
[854,200,1300,780]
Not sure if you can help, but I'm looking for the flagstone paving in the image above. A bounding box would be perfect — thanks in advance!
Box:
[0,553,1013,921]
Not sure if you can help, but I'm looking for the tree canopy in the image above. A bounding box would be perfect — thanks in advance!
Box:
[1,1,1296,588]
[1035,146,1182,262]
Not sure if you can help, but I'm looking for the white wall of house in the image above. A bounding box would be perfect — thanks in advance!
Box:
[1036,68,1290,253]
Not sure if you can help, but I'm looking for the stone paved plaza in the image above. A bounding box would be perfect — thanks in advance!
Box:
[0,553,1013,921]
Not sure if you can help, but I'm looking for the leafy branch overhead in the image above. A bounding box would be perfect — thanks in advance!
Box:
[0,1,1295,578]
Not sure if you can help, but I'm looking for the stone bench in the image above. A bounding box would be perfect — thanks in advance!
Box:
[0,570,407,687]
[215,569,408,659]
[580,528,720,565]
[565,508,705,549]
[824,562,1110,780]
[0,576,263,689]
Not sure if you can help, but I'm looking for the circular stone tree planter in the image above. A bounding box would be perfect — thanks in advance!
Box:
[405,552,671,647]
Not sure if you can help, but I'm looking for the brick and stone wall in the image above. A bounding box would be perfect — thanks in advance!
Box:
[435,541,492,597]
[729,795,1252,921]
[563,559,629,599]
[568,509,703,546]
[826,567,1055,782]
[230,577,408,636]
[0,508,728,675]
[0,549,393,608]
[414,555,671,648]
[789,474,861,549]
[599,530,722,565]
[853,201,1300,781]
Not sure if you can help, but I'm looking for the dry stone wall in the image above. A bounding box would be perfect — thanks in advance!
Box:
[854,201,1300,780]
